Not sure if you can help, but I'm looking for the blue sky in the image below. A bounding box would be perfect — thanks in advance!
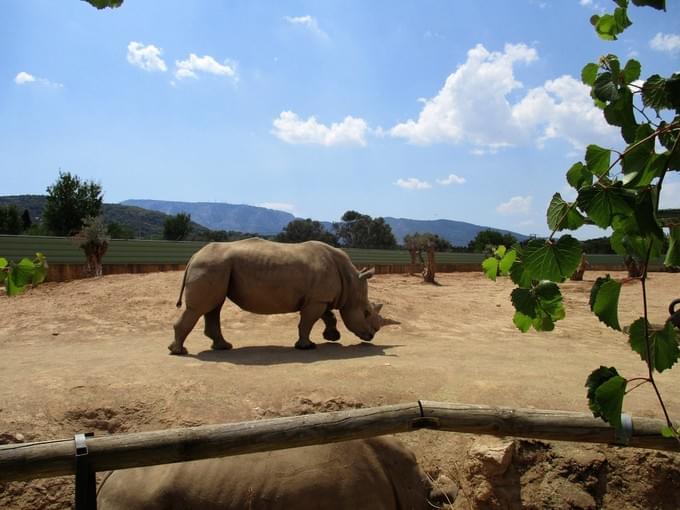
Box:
[2,0,679,237]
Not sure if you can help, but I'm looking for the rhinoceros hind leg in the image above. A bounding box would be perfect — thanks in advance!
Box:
[321,309,341,341]
[170,308,201,355]
[204,303,232,350]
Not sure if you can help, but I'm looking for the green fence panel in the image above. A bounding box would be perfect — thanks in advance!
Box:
[1,235,661,269]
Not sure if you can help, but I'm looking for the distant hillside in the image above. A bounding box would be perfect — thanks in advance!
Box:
[122,199,296,235]
[0,195,208,238]
[384,217,529,247]
[2,195,530,245]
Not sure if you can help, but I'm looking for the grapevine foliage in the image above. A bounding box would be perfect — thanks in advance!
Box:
[483,0,680,438]
[0,253,48,296]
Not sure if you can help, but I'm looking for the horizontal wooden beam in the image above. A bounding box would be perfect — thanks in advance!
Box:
[0,403,421,482]
[420,401,677,451]
[0,401,677,483]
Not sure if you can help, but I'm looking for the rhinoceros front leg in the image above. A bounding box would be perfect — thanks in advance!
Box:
[204,303,232,351]
[295,303,326,350]
[321,308,341,341]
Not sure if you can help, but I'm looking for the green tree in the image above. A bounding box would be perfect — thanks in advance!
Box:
[74,216,110,277]
[21,209,32,231]
[276,219,338,245]
[467,230,517,253]
[163,212,192,241]
[43,172,103,236]
[333,211,397,249]
[107,221,135,240]
[84,0,123,8]
[0,205,22,235]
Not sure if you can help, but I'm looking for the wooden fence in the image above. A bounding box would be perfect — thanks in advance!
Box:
[0,401,677,484]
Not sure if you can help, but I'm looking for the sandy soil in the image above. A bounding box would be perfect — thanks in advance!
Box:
[1,270,679,509]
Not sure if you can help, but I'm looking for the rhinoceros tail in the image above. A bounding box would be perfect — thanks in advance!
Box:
[176,257,193,308]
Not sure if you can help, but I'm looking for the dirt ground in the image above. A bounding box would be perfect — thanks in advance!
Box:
[1,270,679,509]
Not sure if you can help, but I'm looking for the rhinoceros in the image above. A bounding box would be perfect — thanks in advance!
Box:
[169,238,397,354]
[97,437,430,510]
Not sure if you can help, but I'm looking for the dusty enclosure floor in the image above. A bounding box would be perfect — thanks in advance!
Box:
[1,271,679,509]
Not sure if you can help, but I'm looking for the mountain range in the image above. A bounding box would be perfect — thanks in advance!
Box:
[122,199,528,245]
[1,195,528,245]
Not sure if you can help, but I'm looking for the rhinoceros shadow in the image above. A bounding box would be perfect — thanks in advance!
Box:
[189,342,400,366]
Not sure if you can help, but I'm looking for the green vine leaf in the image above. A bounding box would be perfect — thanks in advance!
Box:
[585,145,612,175]
[499,249,517,274]
[510,281,565,332]
[586,366,627,429]
[524,236,582,282]
[577,184,635,229]
[589,275,622,330]
[633,187,665,242]
[0,258,7,284]
[582,63,599,86]
[631,0,665,11]
[642,75,672,113]
[603,88,637,143]
[547,193,585,231]
[629,318,679,372]
[482,257,499,281]
[622,59,641,84]
[661,426,679,439]
[566,162,593,190]
[594,72,619,101]
[665,226,680,268]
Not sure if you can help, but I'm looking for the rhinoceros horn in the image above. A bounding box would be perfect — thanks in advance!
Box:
[359,267,376,280]
[381,317,401,326]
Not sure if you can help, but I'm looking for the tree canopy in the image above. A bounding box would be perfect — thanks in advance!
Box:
[163,212,192,241]
[467,230,518,253]
[43,172,103,236]
[0,206,22,235]
[276,219,338,245]
[333,211,397,249]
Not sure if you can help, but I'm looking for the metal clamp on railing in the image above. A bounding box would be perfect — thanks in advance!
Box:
[615,414,633,446]
[74,432,97,510]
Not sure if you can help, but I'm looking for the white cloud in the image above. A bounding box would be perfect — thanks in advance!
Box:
[437,174,466,185]
[14,72,35,85]
[390,43,538,147]
[512,75,617,149]
[660,182,680,209]
[395,178,432,190]
[390,43,615,150]
[497,196,532,215]
[284,15,328,40]
[175,54,237,81]
[14,71,62,88]
[650,33,680,54]
[257,202,296,213]
[579,0,592,6]
[127,42,167,72]
[272,111,368,147]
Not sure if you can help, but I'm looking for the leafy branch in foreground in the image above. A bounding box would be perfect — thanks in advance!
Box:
[0,253,48,297]
[483,0,680,440]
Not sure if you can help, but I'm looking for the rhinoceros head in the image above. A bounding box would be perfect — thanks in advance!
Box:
[340,268,399,341]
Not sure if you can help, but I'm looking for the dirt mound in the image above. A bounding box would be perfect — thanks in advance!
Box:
[255,395,365,418]
[446,438,680,509]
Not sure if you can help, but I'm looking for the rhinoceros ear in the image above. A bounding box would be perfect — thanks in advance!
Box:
[373,302,384,314]
[359,267,375,280]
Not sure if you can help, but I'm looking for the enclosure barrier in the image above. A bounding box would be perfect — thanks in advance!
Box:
[1,400,677,485]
